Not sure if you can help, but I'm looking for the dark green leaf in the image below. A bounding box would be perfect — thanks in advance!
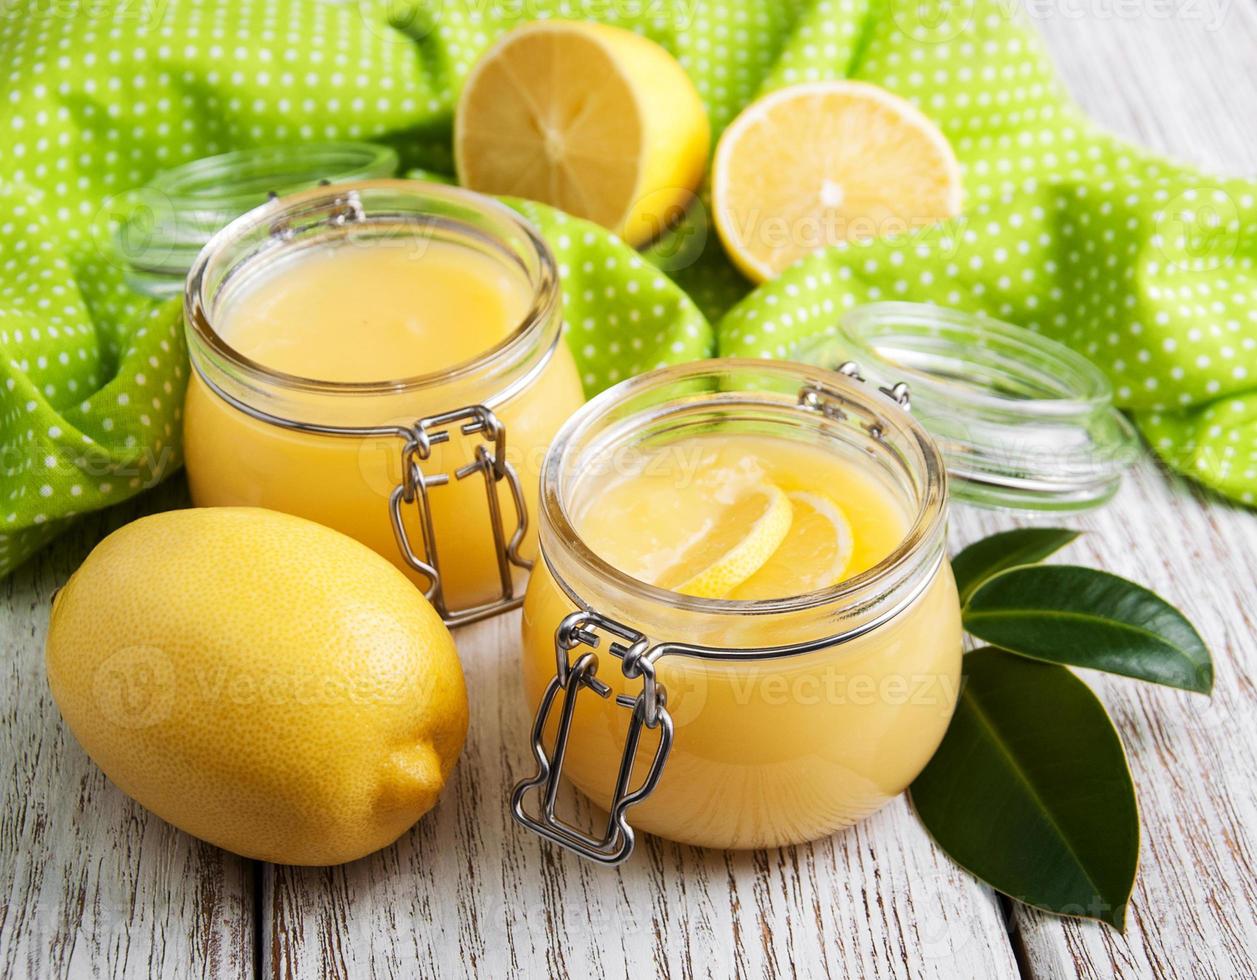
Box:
[952,527,1081,604]
[910,648,1138,930]
[963,565,1213,693]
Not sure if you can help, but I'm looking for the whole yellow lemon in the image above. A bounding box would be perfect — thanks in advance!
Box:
[45,507,468,866]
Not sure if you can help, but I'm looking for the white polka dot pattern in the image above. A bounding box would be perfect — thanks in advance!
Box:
[0,0,1254,578]
[713,2,1257,507]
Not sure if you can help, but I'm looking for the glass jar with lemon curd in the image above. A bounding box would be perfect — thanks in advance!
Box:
[184,180,585,625]
[511,305,1138,862]
[512,360,963,861]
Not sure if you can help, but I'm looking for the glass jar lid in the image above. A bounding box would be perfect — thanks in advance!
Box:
[114,142,399,299]
[793,302,1138,511]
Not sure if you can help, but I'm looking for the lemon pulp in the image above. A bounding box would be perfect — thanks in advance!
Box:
[666,483,794,598]
[713,80,963,282]
[522,430,963,850]
[455,19,710,247]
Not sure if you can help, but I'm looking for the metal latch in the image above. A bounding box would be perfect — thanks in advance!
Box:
[389,404,532,628]
[511,610,673,865]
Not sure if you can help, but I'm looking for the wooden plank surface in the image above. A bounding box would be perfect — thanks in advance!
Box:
[0,482,254,980]
[263,459,1257,980]
[1033,0,1257,178]
[2,5,1256,980]
[262,7,1257,976]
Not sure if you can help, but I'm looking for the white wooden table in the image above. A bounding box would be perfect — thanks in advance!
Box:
[4,8,1257,979]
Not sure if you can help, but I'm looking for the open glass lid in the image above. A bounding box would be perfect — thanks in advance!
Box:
[793,302,1139,512]
[113,142,399,299]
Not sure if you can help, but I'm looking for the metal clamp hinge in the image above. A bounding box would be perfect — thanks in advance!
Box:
[799,365,912,441]
[511,610,673,865]
[268,186,364,241]
[388,404,532,628]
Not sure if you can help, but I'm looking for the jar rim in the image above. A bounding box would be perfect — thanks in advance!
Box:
[150,142,398,214]
[842,302,1112,412]
[539,358,949,619]
[184,179,562,399]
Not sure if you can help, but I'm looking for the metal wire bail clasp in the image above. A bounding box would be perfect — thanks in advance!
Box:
[511,610,674,865]
[800,364,912,443]
[800,363,911,414]
[388,404,531,628]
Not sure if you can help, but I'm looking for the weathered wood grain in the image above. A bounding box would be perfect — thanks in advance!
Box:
[265,458,1257,980]
[265,9,1257,976]
[0,481,254,980]
[1032,0,1257,177]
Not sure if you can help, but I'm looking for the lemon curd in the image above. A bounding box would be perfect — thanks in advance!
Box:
[218,243,532,383]
[575,436,906,600]
[184,182,585,620]
[517,361,962,854]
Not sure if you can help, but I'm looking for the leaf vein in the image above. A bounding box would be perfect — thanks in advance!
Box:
[963,608,1197,658]
[959,683,1107,898]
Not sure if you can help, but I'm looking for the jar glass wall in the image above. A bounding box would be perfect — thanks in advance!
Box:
[517,360,962,855]
[184,181,586,622]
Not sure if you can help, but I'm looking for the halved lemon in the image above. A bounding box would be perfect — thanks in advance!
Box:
[454,20,710,247]
[712,80,963,282]
[730,492,855,600]
[660,484,794,599]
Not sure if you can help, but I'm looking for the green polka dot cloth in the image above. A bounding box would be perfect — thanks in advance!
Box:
[0,0,1254,577]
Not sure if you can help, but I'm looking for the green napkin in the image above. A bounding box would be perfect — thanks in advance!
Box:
[0,0,1253,579]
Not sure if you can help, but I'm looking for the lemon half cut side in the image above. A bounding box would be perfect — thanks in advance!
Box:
[712,80,963,282]
[455,20,710,248]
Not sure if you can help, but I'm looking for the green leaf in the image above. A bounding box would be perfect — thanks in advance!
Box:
[963,565,1213,693]
[952,527,1081,604]
[910,649,1138,930]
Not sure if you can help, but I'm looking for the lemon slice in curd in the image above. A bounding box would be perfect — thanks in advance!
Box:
[660,484,794,599]
[731,491,855,601]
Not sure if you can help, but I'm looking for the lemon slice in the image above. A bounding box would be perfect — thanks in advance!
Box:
[660,485,794,599]
[731,492,855,600]
[454,20,710,247]
[712,80,963,282]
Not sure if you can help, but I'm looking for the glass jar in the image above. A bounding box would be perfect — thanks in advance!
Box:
[184,180,586,625]
[795,302,1138,511]
[512,360,961,861]
[118,142,399,299]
